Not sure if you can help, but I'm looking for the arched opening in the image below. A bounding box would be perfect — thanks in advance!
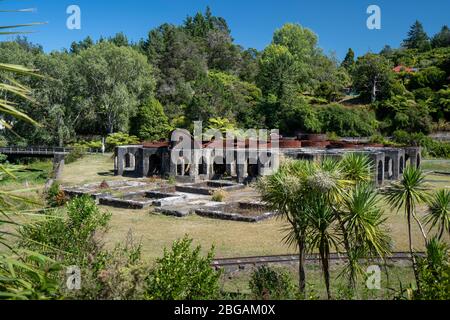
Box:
[399,156,404,174]
[213,157,226,176]
[405,154,410,166]
[176,157,190,176]
[247,159,259,178]
[148,154,162,176]
[177,163,183,176]
[377,160,383,184]
[124,153,135,170]
[264,153,272,166]
[384,157,393,179]
[417,154,421,168]
[198,157,208,175]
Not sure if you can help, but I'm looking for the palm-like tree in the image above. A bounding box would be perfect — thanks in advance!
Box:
[0,2,57,300]
[0,1,41,247]
[257,160,311,296]
[331,153,387,290]
[341,152,373,184]
[425,189,450,240]
[383,166,430,292]
[305,196,339,299]
[259,155,392,299]
[341,183,391,288]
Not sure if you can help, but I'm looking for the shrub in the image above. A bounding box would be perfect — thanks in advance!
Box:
[395,238,450,300]
[375,95,433,134]
[65,147,85,165]
[414,238,450,300]
[65,234,148,300]
[393,130,450,158]
[0,153,7,164]
[249,265,297,300]
[145,236,221,300]
[409,66,447,91]
[317,104,378,137]
[71,140,103,151]
[20,195,111,265]
[211,189,227,202]
[0,135,7,148]
[46,182,67,208]
[106,133,140,152]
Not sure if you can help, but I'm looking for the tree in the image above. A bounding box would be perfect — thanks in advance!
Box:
[384,166,430,293]
[109,32,129,47]
[257,160,312,297]
[340,183,391,290]
[77,42,155,134]
[341,48,355,70]
[425,189,450,240]
[133,98,172,141]
[259,155,392,298]
[70,36,94,54]
[432,25,450,48]
[187,71,262,127]
[305,196,338,299]
[143,23,207,119]
[353,53,394,103]
[257,44,297,99]
[403,20,430,51]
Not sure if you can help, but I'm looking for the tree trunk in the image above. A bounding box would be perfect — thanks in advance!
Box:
[320,240,332,300]
[336,212,356,290]
[371,79,377,103]
[407,198,421,294]
[412,211,427,243]
[298,237,306,298]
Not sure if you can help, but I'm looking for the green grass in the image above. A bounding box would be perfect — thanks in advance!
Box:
[0,160,52,187]
[59,153,123,186]
[421,159,450,174]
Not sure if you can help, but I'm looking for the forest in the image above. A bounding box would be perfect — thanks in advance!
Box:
[0,8,449,151]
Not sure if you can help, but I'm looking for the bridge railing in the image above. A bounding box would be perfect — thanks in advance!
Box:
[0,146,103,155]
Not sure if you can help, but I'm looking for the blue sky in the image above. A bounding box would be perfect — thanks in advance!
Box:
[2,0,449,60]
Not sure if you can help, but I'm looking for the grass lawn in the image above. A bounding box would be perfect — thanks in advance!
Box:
[59,153,123,186]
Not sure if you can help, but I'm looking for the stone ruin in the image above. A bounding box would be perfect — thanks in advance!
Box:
[114,133,421,187]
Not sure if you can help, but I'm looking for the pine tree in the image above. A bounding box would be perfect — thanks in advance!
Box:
[432,25,450,48]
[403,20,430,50]
[134,98,172,141]
[341,48,355,70]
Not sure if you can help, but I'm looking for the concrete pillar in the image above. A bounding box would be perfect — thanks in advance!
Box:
[134,149,144,177]
[115,147,126,176]
[369,152,384,187]
[52,152,65,180]
[161,151,171,178]
[142,149,150,177]
[236,149,246,183]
